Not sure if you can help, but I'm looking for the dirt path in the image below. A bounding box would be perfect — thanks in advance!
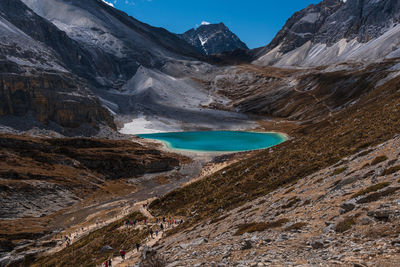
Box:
[109,206,179,267]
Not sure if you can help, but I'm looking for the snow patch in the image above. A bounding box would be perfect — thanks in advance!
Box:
[120,115,182,135]
[101,0,114,7]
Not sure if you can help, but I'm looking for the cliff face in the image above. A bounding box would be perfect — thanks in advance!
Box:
[0,72,115,131]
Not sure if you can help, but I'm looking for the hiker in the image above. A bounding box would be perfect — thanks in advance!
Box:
[136,243,140,252]
[120,249,126,261]
[162,217,166,223]
[104,260,108,267]
[149,229,153,238]
[155,229,159,236]
[160,223,164,231]
[108,258,112,267]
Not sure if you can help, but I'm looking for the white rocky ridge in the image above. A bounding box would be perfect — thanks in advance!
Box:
[255,24,400,67]
[255,0,400,68]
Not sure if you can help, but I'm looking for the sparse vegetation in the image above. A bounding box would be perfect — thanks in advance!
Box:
[314,178,323,184]
[257,199,266,205]
[357,149,374,158]
[285,222,307,231]
[234,218,290,235]
[332,167,347,176]
[281,197,301,209]
[284,186,295,194]
[209,214,230,225]
[381,165,400,176]
[156,176,171,185]
[238,205,253,213]
[335,217,356,233]
[370,155,388,166]
[351,182,391,199]
[356,187,400,204]
[29,212,147,266]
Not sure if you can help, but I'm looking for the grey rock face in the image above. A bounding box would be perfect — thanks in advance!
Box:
[0,0,210,133]
[179,23,248,55]
[340,200,356,214]
[256,0,400,65]
[21,0,203,84]
[261,0,400,54]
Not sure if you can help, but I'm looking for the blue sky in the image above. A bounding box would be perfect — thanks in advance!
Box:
[107,0,321,49]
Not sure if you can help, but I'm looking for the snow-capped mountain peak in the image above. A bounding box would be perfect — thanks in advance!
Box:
[179,22,248,55]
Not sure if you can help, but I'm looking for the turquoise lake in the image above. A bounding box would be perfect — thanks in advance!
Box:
[138,131,287,152]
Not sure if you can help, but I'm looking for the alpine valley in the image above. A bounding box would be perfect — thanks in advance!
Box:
[1,0,400,266]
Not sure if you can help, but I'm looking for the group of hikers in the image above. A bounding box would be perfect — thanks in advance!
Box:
[102,245,137,266]
[124,216,183,232]
[102,216,184,266]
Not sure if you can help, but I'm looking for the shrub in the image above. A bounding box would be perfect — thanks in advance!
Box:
[332,167,347,176]
[209,214,230,225]
[357,187,400,204]
[335,217,356,233]
[281,197,301,209]
[370,155,388,166]
[237,205,252,213]
[351,182,391,199]
[381,165,400,176]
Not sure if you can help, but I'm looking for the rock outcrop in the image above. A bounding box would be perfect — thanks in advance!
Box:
[0,72,115,132]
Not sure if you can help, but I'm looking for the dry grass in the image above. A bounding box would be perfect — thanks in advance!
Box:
[382,165,400,176]
[209,214,230,225]
[351,182,391,199]
[237,205,253,213]
[366,222,400,239]
[356,187,400,204]
[332,167,347,176]
[156,176,171,185]
[281,197,301,209]
[335,217,356,233]
[370,155,388,166]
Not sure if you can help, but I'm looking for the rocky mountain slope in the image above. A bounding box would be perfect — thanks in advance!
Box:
[0,133,191,265]
[0,0,117,135]
[254,0,400,67]
[146,63,400,266]
[21,0,202,85]
[179,22,248,55]
[0,0,214,135]
[155,135,400,266]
